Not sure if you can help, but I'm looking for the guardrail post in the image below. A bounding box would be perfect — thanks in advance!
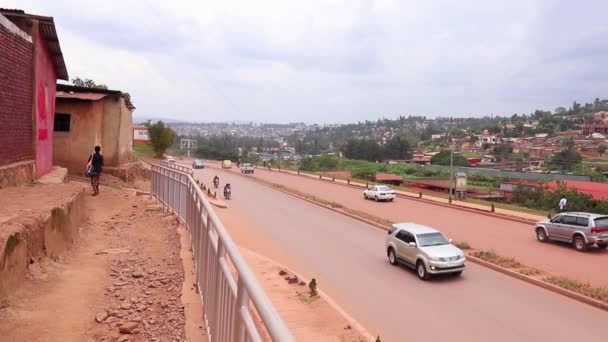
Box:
[234,277,249,342]
[319,175,322,179]
[347,179,350,185]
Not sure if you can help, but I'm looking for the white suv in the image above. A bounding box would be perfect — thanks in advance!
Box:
[386,223,466,280]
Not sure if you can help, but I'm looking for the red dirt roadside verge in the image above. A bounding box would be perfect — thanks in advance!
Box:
[0,184,205,342]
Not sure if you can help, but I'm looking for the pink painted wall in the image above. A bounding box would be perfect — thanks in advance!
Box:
[34,23,57,177]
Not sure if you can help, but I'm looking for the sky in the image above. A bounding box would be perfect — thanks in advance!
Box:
[5,0,608,123]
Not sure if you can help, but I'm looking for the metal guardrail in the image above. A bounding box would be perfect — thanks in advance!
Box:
[160,160,193,175]
[151,163,294,342]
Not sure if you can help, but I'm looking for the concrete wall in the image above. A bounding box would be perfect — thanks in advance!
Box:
[101,96,121,166]
[117,98,133,164]
[0,160,35,189]
[101,95,133,166]
[53,100,104,173]
[0,15,33,167]
[32,21,58,177]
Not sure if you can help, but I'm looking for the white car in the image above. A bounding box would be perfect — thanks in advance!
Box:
[165,156,176,163]
[386,223,466,280]
[363,185,396,202]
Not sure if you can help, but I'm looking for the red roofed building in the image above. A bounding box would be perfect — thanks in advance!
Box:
[500,179,608,201]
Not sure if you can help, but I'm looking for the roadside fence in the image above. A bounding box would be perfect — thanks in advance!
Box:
[151,163,294,342]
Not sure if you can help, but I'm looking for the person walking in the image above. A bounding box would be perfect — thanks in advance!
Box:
[87,145,104,196]
[558,196,567,212]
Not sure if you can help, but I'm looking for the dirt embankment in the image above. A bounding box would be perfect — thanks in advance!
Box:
[0,181,204,342]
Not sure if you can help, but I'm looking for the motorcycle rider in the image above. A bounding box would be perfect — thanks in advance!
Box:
[224,183,231,199]
[213,175,219,188]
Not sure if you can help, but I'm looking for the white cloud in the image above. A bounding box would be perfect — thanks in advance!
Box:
[5,0,608,123]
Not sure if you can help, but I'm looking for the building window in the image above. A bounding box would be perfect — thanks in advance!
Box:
[54,113,71,132]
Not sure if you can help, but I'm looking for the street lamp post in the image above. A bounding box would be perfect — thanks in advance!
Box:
[449,143,454,202]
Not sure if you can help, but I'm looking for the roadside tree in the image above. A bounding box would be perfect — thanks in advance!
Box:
[145,121,176,158]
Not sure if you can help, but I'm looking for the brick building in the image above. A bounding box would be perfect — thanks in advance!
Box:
[0,9,68,188]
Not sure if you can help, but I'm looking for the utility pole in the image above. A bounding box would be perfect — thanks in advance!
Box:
[449,142,454,202]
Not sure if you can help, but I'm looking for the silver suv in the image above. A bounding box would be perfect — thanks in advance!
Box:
[535,212,608,251]
[386,223,466,280]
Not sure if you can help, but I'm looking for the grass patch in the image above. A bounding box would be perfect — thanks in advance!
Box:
[473,250,521,268]
[344,208,393,226]
[298,293,319,303]
[543,276,608,303]
[453,241,471,250]
[133,144,154,155]
[519,268,541,276]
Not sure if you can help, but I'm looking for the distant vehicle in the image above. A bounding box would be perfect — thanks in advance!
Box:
[363,185,396,202]
[222,160,232,169]
[164,156,176,163]
[386,223,466,280]
[535,212,608,251]
[241,163,254,174]
[192,159,205,169]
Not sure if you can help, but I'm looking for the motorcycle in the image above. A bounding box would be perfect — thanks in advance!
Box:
[224,187,231,200]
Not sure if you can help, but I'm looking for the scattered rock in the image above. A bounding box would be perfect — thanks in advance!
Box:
[121,303,132,310]
[131,271,144,279]
[287,276,299,284]
[298,281,306,286]
[95,248,130,255]
[95,311,109,323]
[119,321,139,334]
[278,270,287,276]
[117,335,130,342]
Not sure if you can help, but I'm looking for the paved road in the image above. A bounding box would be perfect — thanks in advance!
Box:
[195,167,607,342]
[209,165,608,287]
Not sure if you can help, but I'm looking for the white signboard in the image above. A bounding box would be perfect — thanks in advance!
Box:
[134,129,149,141]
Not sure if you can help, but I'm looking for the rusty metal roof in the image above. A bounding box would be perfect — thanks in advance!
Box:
[56,84,135,110]
[56,91,108,101]
[0,8,69,80]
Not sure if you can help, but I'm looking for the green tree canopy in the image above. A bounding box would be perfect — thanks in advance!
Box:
[145,121,176,157]
[430,150,470,167]
[492,143,513,161]
[550,149,582,171]
[71,77,108,89]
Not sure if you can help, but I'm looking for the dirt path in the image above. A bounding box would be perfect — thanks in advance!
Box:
[0,185,201,342]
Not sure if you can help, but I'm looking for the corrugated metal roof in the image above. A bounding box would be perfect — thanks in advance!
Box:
[39,20,68,80]
[57,84,135,110]
[56,91,107,101]
[0,8,69,80]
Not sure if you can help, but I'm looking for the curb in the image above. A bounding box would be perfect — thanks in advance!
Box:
[209,198,228,209]
[467,255,608,312]
[243,248,376,342]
